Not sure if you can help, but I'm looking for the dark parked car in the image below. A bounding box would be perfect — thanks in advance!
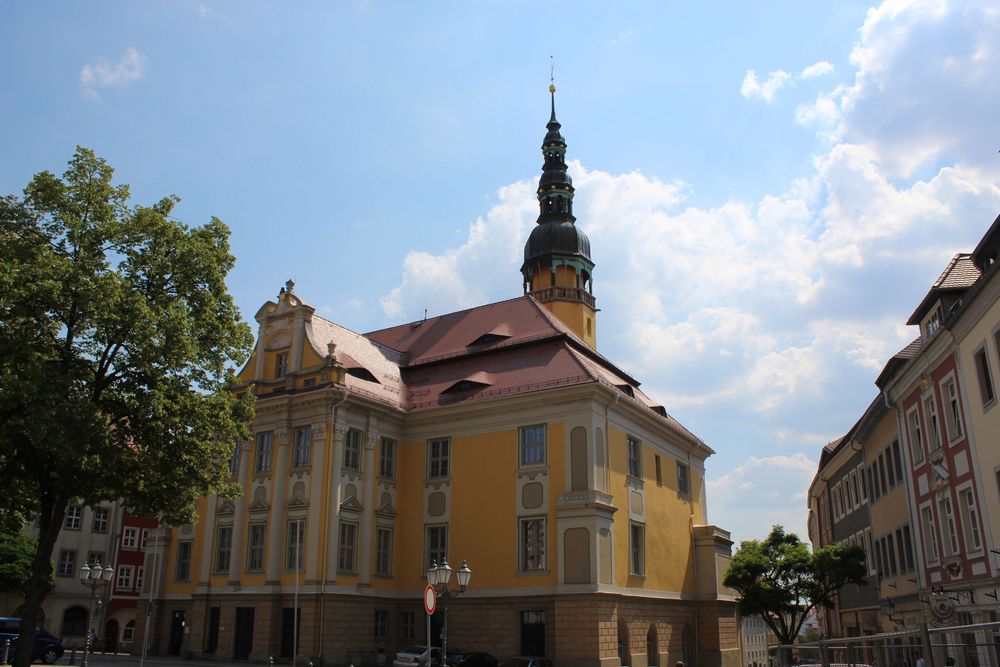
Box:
[499,658,552,667]
[449,652,500,667]
[0,617,65,664]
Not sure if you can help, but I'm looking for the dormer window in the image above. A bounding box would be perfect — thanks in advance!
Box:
[923,306,942,338]
[616,384,635,398]
[346,367,380,384]
[469,332,510,347]
[443,379,490,394]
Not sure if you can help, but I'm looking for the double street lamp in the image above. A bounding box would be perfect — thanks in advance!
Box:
[78,559,114,667]
[425,558,472,667]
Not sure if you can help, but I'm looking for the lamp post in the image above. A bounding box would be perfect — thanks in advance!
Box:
[79,559,114,667]
[425,559,471,667]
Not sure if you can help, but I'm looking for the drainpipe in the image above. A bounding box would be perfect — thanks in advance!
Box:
[318,387,349,663]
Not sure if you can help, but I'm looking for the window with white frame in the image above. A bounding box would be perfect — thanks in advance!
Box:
[117,565,134,589]
[175,541,193,581]
[375,526,393,576]
[974,346,996,407]
[57,549,77,577]
[850,470,861,507]
[292,426,311,467]
[122,526,139,549]
[338,521,357,572]
[425,524,447,568]
[400,612,415,640]
[427,438,449,478]
[630,522,645,576]
[891,440,903,485]
[247,523,266,571]
[379,437,396,479]
[255,431,274,473]
[677,461,690,496]
[943,379,964,441]
[958,486,983,553]
[275,352,289,378]
[939,497,959,557]
[92,508,109,533]
[141,528,149,549]
[906,407,924,465]
[926,397,942,452]
[286,519,305,571]
[64,505,82,530]
[123,620,136,642]
[344,428,363,471]
[519,517,545,571]
[627,436,642,478]
[136,565,144,591]
[213,525,232,573]
[519,424,546,466]
[921,505,939,564]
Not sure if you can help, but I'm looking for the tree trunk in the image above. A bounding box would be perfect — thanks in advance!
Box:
[13,493,66,667]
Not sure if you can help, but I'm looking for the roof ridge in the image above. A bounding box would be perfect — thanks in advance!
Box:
[363,294,530,337]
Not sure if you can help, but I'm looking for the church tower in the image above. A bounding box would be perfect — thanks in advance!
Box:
[521,84,598,349]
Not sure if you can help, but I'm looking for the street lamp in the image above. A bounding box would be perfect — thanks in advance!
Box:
[425,559,471,667]
[79,559,114,667]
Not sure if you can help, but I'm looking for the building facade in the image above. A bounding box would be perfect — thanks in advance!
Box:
[136,89,740,667]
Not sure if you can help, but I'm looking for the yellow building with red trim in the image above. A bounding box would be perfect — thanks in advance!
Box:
[139,89,738,667]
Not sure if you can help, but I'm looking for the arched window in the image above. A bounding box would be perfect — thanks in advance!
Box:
[646,625,658,667]
[61,606,88,636]
[123,620,136,642]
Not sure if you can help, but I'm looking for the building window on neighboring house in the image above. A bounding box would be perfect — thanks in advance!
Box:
[64,505,82,530]
[975,347,996,407]
[426,525,448,568]
[255,431,274,473]
[886,535,898,576]
[627,436,642,478]
[630,522,645,576]
[338,522,357,573]
[92,508,109,533]
[519,517,545,572]
[141,528,149,549]
[939,497,959,557]
[878,455,888,496]
[292,426,311,468]
[215,525,232,573]
[229,440,241,475]
[677,461,690,496]
[901,524,915,571]
[117,565,134,590]
[87,551,105,566]
[375,527,393,576]
[57,550,76,577]
[944,380,964,440]
[427,438,450,478]
[374,610,389,644]
[286,519,305,572]
[519,424,546,466]
[400,612,415,641]
[379,437,397,479]
[122,620,136,642]
[136,566,144,592]
[344,428,362,471]
[858,464,869,502]
[247,523,266,571]
[275,352,289,378]
[891,440,903,485]
[122,526,139,549]
[654,455,662,485]
[958,487,983,553]
[874,538,885,577]
[175,541,192,582]
[920,506,939,563]
[885,448,896,488]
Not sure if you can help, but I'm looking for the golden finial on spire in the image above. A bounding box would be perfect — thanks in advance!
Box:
[549,55,556,93]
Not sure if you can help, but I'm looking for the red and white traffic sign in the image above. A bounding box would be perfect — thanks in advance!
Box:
[423,584,437,615]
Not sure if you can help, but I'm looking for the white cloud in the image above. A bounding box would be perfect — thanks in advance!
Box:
[740,69,792,103]
[801,60,835,79]
[80,48,148,99]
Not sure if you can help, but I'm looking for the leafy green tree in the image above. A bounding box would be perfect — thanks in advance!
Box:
[0,147,254,667]
[723,525,867,664]
[0,531,46,595]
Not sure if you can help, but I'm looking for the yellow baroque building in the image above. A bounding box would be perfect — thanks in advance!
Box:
[139,89,738,667]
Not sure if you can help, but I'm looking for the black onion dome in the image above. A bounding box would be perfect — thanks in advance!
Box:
[524,220,591,262]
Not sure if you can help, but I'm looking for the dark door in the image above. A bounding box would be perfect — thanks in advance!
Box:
[104,619,119,654]
[430,609,444,648]
[168,611,186,655]
[234,607,255,660]
[280,608,300,658]
[520,610,545,657]
[205,607,221,654]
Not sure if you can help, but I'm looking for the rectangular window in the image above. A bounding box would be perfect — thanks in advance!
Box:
[286,520,305,572]
[141,528,149,549]
[92,508,109,533]
[654,455,662,485]
[878,455,888,496]
[907,408,925,464]
[87,551,105,566]
[293,426,311,467]
[520,517,546,571]
[519,424,546,466]
[874,538,884,577]
[868,466,879,501]
[57,549,77,577]
[175,541,193,581]
[374,610,389,644]
[975,347,996,406]
[255,431,274,473]
[400,612,415,641]
[375,527,393,576]
[275,352,289,378]
[379,437,397,479]
[940,497,959,556]
[850,470,860,506]
[229,440,241,475]
[427,438,450,478]
[902,524,915,571]
[886,534,898,576]
[944,380,964,440]
[136,566,144,591]
[885,447,895,487]
[215,525,232,573]
[864,528,875,576]
[344,428,362,471]
[959,487,983,553]
[844,475,854,510]
[630,522,645,576]
[426,525,448,568]
[627,436,642,478]
[123,526,139,549]
[677,461,690,496]
[338,522,357,573]
[247,523,266,571]
[891,440,903,485]
[920,506,939,563]
[925,397,941,451]
[64,505,82,530]
[117,565,134,589]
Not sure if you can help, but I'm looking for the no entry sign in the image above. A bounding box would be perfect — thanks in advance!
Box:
[423,584,437,615]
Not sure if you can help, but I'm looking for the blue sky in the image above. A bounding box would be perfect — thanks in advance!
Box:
[3,0,999,545]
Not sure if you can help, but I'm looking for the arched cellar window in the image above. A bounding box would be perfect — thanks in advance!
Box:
[618,620,630,667]
[646,625,658,667]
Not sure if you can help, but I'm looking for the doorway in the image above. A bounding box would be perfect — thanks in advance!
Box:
[104,619,119,654]
[520,610,546,657]
[168,611,186,655]
[280,607,301,658]
[205,607,221,654]
[234,607,255,660]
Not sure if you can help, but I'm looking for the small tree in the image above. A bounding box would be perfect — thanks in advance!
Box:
[0,531,46,595]
[0,148,254,667]
[723,525,867,665]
